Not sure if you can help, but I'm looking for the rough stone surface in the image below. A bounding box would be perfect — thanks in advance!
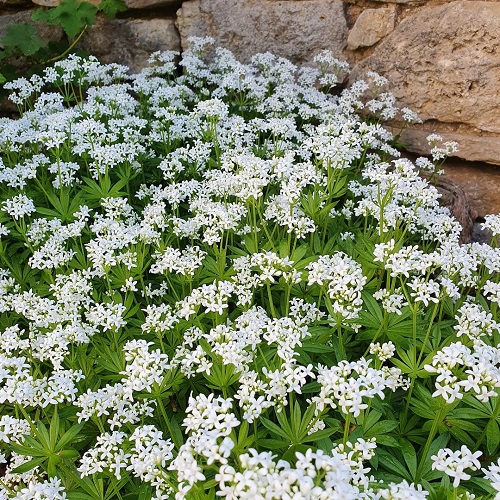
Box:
[347,8,396,50]
[353,1,500,165]
[125,0,180,9]
[0,0,30,5]
[346,0,428,3]
[433,174,476,243]
[401,129,500,167]
[440,160,500,218]
[176,0,348,65]
[81,16,181,74]
[367,0,428,3]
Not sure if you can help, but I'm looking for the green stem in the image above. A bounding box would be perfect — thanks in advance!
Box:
[266,283,277,318]
[343,412,351,446]
[42,26,89,66]
[415,402,448,481]
[417,300,442,366]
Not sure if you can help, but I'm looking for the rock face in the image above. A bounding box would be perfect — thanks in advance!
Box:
[81,16,181,73]
[440,160,500,219]
[353,1,500,165]
[0,0,31,5]
[124,0,180,8]
[176,0,348,65]
[361,0,428,3]
[347,8,396,50]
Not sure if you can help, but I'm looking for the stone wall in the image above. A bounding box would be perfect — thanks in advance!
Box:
[1,0,500,214]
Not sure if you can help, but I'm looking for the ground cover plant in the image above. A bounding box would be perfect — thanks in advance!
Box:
[0,37,500,499]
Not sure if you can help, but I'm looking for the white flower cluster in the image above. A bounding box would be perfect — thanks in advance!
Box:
[483,458,500,498]
[350,159,461,242]
[170,393,239,497]
[312,358,407,417]
[454,300,500,340]
[79,425,175,498]
[431,445,482,488]
[307,253,366,320]
[425,340,500,403]
[150,245,206,276]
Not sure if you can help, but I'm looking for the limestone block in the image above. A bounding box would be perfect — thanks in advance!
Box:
[366,0,430,5]
[176,0,348,65]
[440,159,500,218]
[348,8,396,51]
[81,16,181,73]
[125,0,180,9]
[0,0,30,5]
[354,1,500,165]
[401,129,500,167]
[349,0,429,3]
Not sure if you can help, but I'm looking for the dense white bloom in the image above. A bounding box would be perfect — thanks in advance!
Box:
[431,446,482,488]
[425,340,500,403]
[312,358,407,417]
[307,253,366,320]
[2,194,36,219]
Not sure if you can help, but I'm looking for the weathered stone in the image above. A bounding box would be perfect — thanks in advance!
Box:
[125,0,180,8]
[347,8,396,51]
[0,0,30,5]
[353,1,500,165]
[440,159,500,218]
[359,0,428,3]
[346,0,428,3]
[176,0,348,65]
[400,129,500,167]
[432,174,476,244]
[81,16,180,74]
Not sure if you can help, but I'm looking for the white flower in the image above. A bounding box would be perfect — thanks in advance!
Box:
[2,194,36,219]
[431,446,482,488]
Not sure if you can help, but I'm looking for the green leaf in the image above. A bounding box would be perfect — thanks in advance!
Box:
[167,415,184,449]
[33,0,98,39]
[259,438,290,450]
[49,408,59,450]
[365,419,399,438]
[362,409,381,431]
[1,23,46,57]
[260,416,291,441]
[137,482,154,500]
[301,427,336,443]
[362,290,384,323]
[98,0,126,18]
[487,419,500,455]
[67,494,96,500]
[10,456,46,474]
[375,435,400,447]
[376,448,412,482]
[399,439,417,480]
[56,422,85,451]
[300,343,334,354]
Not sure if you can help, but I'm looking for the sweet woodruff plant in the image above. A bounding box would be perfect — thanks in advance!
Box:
[0,37,499,499]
